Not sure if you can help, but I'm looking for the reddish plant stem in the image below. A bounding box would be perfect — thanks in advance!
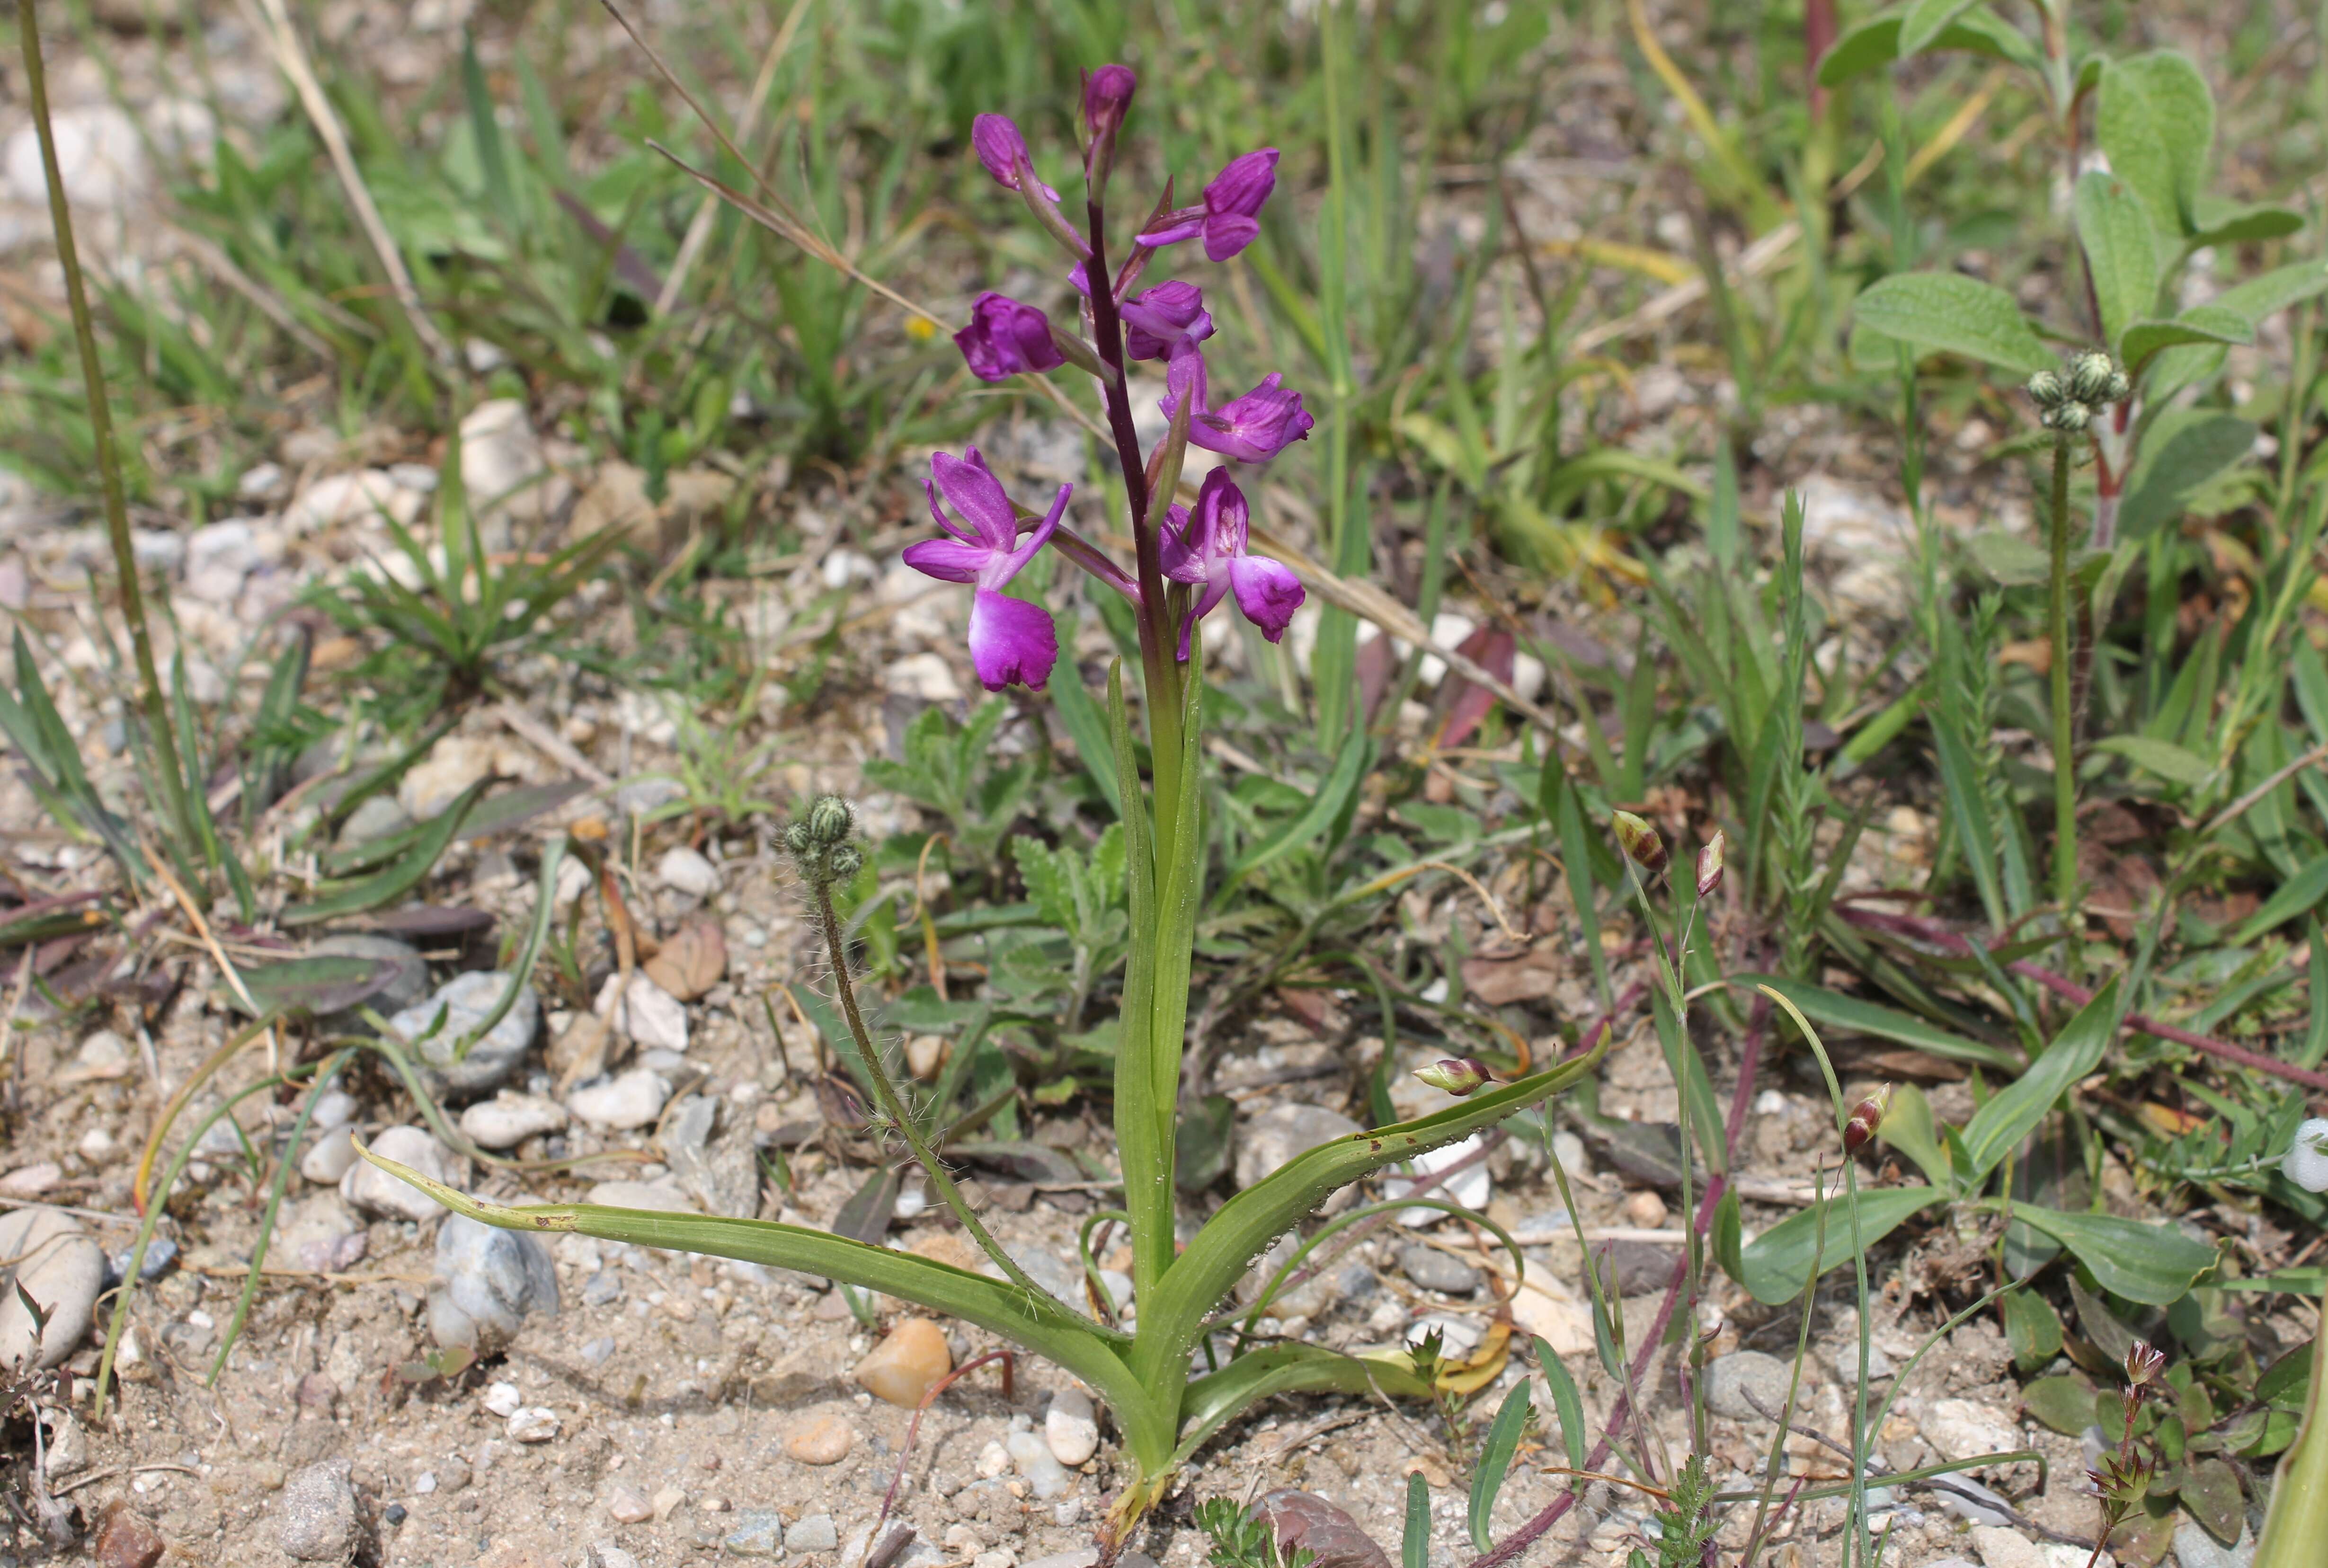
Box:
[1836,903,2328,1095]
[1466,996,1770,1568]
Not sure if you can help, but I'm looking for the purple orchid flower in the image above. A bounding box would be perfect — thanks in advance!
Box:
[1159,343,1315,463]
[1160,468,1304,658]
[1070,267,1214,362]
[1139,149,1279,262]
[971,114,1060,203]
[955,292,1066,382]
[902,449,1066,691]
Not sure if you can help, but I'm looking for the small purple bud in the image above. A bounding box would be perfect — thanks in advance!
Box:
[970,113,1060,203]
[1695,831,1726,900]
[954,292,1066,383]
[1413,1058,1493,1097]
[1083,65,1137,141]
[1200,148,1277,261]
[1843,1085,1892,1156]
[1611,810,1667,875]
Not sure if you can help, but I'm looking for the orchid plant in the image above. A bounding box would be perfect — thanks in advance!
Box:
[358,67,1606,1543]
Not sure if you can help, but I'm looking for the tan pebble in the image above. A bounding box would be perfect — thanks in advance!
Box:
[854,1317,952,1408]
[783,1412,857,1465]
[909,1233,983,1272]
[661,1295,697,1323]
[606,1483,654,1524]
[651,1486,687,1522]
[1622,1189,1668,1228]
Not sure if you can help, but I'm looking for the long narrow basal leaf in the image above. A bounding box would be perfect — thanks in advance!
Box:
[1172,1342,1427,1466]
[1106,664,1172,1290]
[1957,978,2121,1182]
[2006,1205,2216,1306]
[1228,722,1369,877]
[1740,976,2020,1071]
[1402,1473,1431,1568]
[281,781,488,926]
[1734,1187,1944,1304]
[1135,1039,1608,1386]
[1534,1335,1587,1473]
[1147,659,1206,1226]
[1469,1381,1534,1550]
[349,1137,1143,1401]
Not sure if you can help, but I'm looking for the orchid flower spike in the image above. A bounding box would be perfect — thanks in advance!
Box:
[955,293,1066,382]
[1140,148,1279,261]
[970,114,1060,203]
[1160,343,1314,464]
[1159,468,1304,658]
[902,449,1066,691]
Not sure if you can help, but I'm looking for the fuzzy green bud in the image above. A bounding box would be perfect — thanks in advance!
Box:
[2067,350,2120,406]
[825,843,864,884]
[2024,369,2066,408]
[803,795,854,848]
[1610,810,1668,876]
[2042,400,2091,434]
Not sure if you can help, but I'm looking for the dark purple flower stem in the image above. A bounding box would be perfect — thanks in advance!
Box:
[1083,194,1186,815]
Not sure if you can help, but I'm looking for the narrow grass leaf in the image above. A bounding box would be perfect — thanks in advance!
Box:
[1403,1472,1430,1568]
[1740,976,2019,1071]
[281,781,488,926]
[1533,1334,1587,1474]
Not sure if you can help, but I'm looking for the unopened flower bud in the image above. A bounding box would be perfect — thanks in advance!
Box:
[2124,1339,2166,1390]
[1843,1085,1892,1155]
[786,821,813,856]
[2042,400,2091,434]
[1611,810,1668,876]
[1695,832,1726,899]
[2025,369,2066,408]
[826,844,864,884]
[1413,1058,1493,1097]
[2103,368,2130,403]
[803,795,854,848]
[2067,350,2119,405]
[1083,65,1137,140]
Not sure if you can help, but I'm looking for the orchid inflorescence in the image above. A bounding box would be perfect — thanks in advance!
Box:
[912,66,1309,693]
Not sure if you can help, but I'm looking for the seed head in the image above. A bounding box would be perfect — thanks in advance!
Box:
[1611,810,1668,876]
[1695,831,1727,899]
[1843,1085,1892,1156]
[1413,1057,1494,1097]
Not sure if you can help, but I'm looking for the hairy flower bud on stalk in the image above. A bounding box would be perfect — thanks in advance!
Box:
[1842,1085,1892,1155]
[2068,350,2120,406]
[1611,810,1668,876]
[2042,400,2092,434]
[2025,369,2066,408]
[1695,831,1726,899]
[1413,1057,1493,1097]
[789,796,862,887]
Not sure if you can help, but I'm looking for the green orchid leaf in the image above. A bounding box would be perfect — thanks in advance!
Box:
[1734,1187,1945,1305]
[1958,979,2120,1182]
[2008,1205,2217,1306]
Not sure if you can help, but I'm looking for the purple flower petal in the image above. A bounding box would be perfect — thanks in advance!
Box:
[1121,280,1214,361]
[1201,212,1262,263]
[930,448,1020,552]
[968,588,1058,691]
[901,537,990,584]
[995,484,1071,583]
[970,114,1060,203]
[1177,575,1232,660]
[1159,502,1206,584]
[1137,209,1207,248]
[1193,467,1248,551]
[1191,373,1313,463]
[1227,554,1304,642]
[1204,149,1279,218]
[955,292,1065,382]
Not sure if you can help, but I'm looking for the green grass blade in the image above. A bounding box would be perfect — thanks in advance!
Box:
[1534,1334,1587,1473]
[1228,724,1369,877]
[1737,976,2020,1071]
[280,780,487,926]
[1403,1472,1431,1568]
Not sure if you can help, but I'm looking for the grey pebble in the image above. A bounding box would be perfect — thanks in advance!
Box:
[428,1214,558,1353]
[1706,1350,1794,1422]
[1398,1241,1480,1294]
[278,1459,358,1561]
[786,1514,841,1553]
